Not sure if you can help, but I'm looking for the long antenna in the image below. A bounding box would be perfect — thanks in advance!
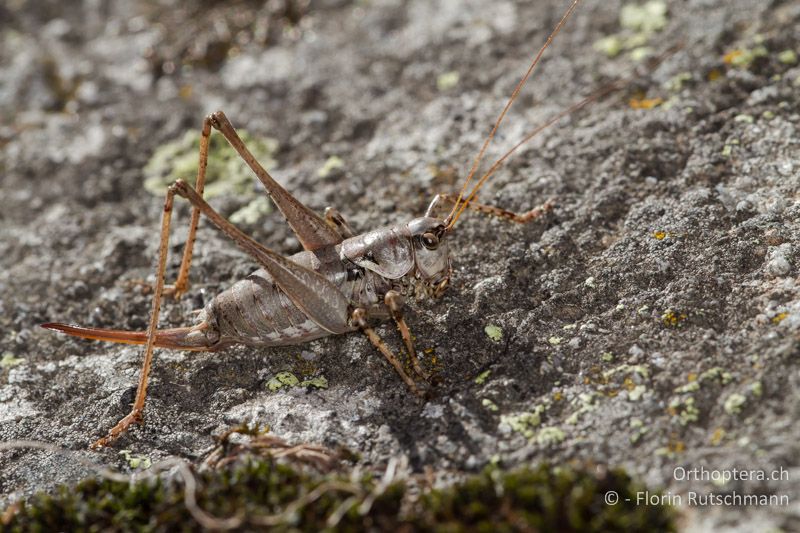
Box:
[444,0,581,229]
[449,83,622,226]
[448,42,685,228]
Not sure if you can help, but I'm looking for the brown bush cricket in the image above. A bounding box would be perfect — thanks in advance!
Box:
[43,0,618,448]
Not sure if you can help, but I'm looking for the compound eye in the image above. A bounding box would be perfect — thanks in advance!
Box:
[421,232,439,250]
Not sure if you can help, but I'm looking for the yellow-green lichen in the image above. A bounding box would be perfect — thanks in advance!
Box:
[603,364,649,381]
[629,419,649,444]
[629,46,654,62]
[777,49,798,65]
[723,45,768,68]
[266,371,300,391]
[267,372,328,391]
[119,450,152,470]
[501,406,546,439]
[669,396,699,426]
[229,196,273,225]
[299,376,329,389]
[566,393,597,425]
[482,398,499,412]
[620,1,668,33]
[594,1,668,60]
[484,325,503,342]
[723,393,746,415]
[0,352,23,367]
[536,427,565,446]
[594,35,624,58]
[664,72,692,92]
[628,385,647,402]
[436,71,460,91]
[144,129,279,199]
[317,155,344,178]
[698,366,733,385]
[474,369,492,385]
[674,380,700,394]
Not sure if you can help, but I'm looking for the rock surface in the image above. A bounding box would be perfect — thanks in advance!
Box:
[1,0,798,529]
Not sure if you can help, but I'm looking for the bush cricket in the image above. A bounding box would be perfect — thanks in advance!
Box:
[43,0,613,448]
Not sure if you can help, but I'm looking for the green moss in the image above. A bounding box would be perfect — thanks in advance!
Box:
[3,461,675,532]
[420,464,674,531]
[143,129,279,199]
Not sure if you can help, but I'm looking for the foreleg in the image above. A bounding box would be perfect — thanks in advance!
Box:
[351,308,423,398]
[324,207,356,239]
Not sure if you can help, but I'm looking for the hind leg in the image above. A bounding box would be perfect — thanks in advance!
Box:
[92,185,180,448]
[163,116,213,298]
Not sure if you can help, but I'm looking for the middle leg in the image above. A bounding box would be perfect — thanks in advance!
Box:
[384,290,428,380]
[351,308,424,398]
[164,115,213,298]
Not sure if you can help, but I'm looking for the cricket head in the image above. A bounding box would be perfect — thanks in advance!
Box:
[339,217,451,298]
[406,217,451,298]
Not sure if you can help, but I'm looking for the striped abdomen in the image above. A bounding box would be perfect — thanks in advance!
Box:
[201,248,390,348]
